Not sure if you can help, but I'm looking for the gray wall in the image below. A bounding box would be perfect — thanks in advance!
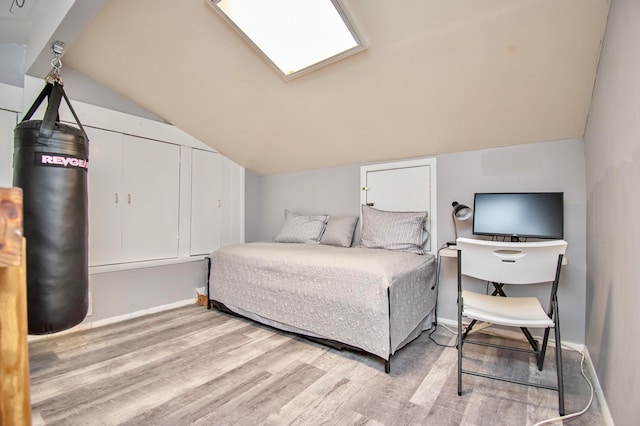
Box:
[244,169,262,243]
[583,0,639,424]
[88,261,206,323]
[251,164,362,242]
[246,139,587,344]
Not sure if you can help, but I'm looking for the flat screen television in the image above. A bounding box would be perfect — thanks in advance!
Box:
[472,192,564,241]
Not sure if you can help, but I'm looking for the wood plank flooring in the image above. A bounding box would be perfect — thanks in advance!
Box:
[28,305,604,425]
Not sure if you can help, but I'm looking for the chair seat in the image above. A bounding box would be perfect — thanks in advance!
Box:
[462,290,554,328]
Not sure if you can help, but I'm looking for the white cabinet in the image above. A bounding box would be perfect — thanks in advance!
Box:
[190,149,223,255]
[121,134,180,261]
[87,128,180,266]
[87,127,123,265]
[220,157,245,247]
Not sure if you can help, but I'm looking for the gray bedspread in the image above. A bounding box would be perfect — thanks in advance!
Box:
[209,242,437,360]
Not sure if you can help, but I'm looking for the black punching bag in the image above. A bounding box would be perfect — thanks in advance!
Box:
[13,82,90,335]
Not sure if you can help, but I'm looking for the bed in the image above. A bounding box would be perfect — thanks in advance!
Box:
[207,206,438,372]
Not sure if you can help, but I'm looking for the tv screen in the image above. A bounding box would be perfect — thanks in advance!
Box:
[472,192,564,241]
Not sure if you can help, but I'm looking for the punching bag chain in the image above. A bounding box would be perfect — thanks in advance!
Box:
[45,40,65,86]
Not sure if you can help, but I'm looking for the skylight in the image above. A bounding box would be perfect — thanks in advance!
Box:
[208,0,365,80]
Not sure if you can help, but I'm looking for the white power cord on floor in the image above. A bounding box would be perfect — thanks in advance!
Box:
[438,323,458,335]
[436,321,492,337]
[532,348,594,426]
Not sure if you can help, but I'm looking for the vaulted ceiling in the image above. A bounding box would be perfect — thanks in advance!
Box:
[14,0,611,175]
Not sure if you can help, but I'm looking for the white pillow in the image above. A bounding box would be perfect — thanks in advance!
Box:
[274,210,328,244]
[360,205,428,254]
[320,216,359,247]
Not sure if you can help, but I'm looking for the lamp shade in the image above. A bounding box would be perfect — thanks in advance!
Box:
[452,201,472,221]
[450,201,473,245]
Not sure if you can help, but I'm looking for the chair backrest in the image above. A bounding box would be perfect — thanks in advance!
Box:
[456,237,567,285]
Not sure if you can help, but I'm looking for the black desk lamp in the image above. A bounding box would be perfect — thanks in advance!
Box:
[448,201,473,246]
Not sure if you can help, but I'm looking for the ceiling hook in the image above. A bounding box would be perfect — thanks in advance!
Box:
[51,40,65,57]
[46,41,66,85]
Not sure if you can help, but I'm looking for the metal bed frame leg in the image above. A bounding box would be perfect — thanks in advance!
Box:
[205,256,212,310]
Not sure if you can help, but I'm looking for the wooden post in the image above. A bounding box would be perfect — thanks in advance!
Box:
[0,187,32,426]
[0,187,22,267]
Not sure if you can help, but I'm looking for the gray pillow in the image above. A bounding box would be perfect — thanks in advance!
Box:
[360,205,428,254]
[274,210,328,244]
[320,216,359,247]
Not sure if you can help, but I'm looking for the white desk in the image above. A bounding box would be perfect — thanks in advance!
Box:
[439,246,458,258]
[438,245,568,265]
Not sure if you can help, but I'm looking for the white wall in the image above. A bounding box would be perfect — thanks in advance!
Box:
[583,0,640,424]
[0,44,25,87]
[0,82,23,187]
[0,108,18,186]
[248,138,587,344]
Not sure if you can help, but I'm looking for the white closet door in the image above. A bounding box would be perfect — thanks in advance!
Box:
[220,157,244,247]
[0,109,17,187]
[190,149,223,255]
[360,158,437,254]
[87,127,124,266]
[122,135,180,262]
[364,166,432,212]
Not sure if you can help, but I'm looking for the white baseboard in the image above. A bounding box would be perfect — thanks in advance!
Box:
[583,348,615,426]
[28,299,196,342]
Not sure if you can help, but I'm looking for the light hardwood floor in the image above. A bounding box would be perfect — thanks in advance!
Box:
[28,305,604,426]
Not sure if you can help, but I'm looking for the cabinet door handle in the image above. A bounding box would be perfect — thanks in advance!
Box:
[128,194,132,204]
[218,199,222,208]
[115,193,119,204]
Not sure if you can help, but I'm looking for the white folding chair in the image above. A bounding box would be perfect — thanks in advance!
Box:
[456,237,568,415]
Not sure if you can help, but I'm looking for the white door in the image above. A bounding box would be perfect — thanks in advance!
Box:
[190,149,223,255]
[364,166,432,212]
[360,158,437,253]
[122,135,180,262]
[87,127,124,266]
[220,157,245,247]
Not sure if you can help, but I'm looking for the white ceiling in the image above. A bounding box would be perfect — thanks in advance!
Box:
[13,0,611,176]
[0,0,43,43]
